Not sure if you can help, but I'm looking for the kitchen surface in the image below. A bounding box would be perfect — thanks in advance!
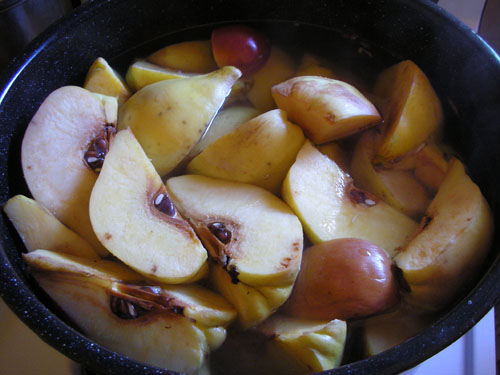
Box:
[0,0,498,374]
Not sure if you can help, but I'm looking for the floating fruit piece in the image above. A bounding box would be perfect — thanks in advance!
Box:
[210,263,293,328]
[295,53,336,78]
[247,46,296,112]
[167,175,303,327]
[351,130,431,219]
[125,60,194,92]
[89,128,208,284]
[3,195,98,258]
[187,109,305,194]
[24,250,235,374]
[190,105,260,155]
[211,25,270,77]
[317,142,350,172]
[363,307,432,356]
[147,40,218,74]
[282,140,417,256]
[83,57,131,105]
[167,174,303,287]
[21,86,117,256]
[258,315,347,374]
[272,76,381,144]
[374,60,443,162]
[394,158,493,312]
[118,66,241,176]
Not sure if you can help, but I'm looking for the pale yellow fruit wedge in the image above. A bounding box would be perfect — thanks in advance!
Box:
[247,46,296,112]
[147,40,218,74]
[413,144,449,192]
[363,307,432,356]
[272,76,381,144]
[395,158,493,311]
[351,130,431,219]
[187,109,305,194]
[125,60,194,92]
[374,60,443,162]
[89,128,207,284]
[258,315,347,374]
[3,195,98,258]
[282,140,417,256]
[166,175,303,287]
[25,250,234,327]
[317,142,350,172]
[24,250,235,374]
[210,264,292,328]
[21,86,117,256]
[190,105,260,155]
[118,66,241,176]
[295,53,336,78]
[83,57,131,105]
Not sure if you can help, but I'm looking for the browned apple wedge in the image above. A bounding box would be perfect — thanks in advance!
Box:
[394,158,494,311]
[89,128,208,284]
[282,140,418,256]
[272,76,381,144]
[24,250,236,374]
[21,86,117,256]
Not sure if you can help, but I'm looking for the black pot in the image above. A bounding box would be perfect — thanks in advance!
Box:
[1,0,500,374]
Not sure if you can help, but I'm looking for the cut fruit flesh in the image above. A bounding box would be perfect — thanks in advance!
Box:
[246,46,296,112]
[166,174,303,287]
[24,249,235,374]
[118,66,241,176]
[190,105,260,155]
[374,60,443,162]
[282,140,418,256]
[186,109,305,194]
[147,40,217,74]
[21,86,117,256]
[83,57,131,105]
[3,195,98,258]
[125,60,194,92]
[272,76,381,144]
[210,263,293,328]
[351,130,431,219]
[395,158,494,311]
[89,128,208,284]
[258,315,347,374]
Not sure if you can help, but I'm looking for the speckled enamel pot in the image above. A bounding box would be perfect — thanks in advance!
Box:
[1,0,500,374]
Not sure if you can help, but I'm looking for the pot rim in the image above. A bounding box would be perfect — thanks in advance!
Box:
[1,0,500,374]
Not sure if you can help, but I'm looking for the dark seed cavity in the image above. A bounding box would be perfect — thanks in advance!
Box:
[226,265,240,284]
[84,124,116,173]
[208,222,232,244]
[422,215,433,230]
[349,189,377,207]
[109,295,154,320]
[153,193,176,216]
[392,265,410,293]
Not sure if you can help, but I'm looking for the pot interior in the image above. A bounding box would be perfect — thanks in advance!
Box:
[1,1,500,374]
